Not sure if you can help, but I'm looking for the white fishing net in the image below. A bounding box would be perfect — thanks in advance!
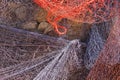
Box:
[0,25,85,80]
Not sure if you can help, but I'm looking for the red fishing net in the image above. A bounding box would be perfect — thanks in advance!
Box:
[34,0,117,34]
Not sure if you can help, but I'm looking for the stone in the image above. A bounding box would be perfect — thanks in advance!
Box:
[22,21,37,30]
[38,21,53,34]
[15,5,27,20]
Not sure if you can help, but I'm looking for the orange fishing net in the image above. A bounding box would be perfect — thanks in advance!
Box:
[34,0,117,34]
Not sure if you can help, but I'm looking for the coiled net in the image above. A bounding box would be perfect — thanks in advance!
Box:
[34,0,117,34]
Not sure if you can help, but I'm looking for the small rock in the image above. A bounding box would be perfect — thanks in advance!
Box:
[38,21,53,34]
[22,21,37,30]
[8,2,20,8]
[38,22,49,31]
[15,6,27,20]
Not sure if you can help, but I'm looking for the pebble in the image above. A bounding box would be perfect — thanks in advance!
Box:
[22,21,37,30]
[38,21,53,34]
[15,6,27,20]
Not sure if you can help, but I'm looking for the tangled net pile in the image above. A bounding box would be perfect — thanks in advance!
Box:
[0,0,120,80]
[34,0,117,34]
[0,0,35,27]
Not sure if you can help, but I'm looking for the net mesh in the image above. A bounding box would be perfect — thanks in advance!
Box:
[0,0,36,27]
[0,0,120,80]
[0,25,86,80]
[34,0,117,34]
[87,16,120,80]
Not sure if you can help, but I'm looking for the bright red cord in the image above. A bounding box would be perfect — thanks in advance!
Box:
[34,0,117,35]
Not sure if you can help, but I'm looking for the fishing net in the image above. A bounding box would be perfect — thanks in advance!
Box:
[0,0,120,80]
[0,0,87,80]
[0,25,86,80]
[34,0,117,34]
[0,0,36,27]
[84,20,113,69]
[86,3,120,80]
[87,17,120,80]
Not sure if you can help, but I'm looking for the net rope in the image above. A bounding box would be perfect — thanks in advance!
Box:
[0,0,119,80]
[34,0,117,34]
